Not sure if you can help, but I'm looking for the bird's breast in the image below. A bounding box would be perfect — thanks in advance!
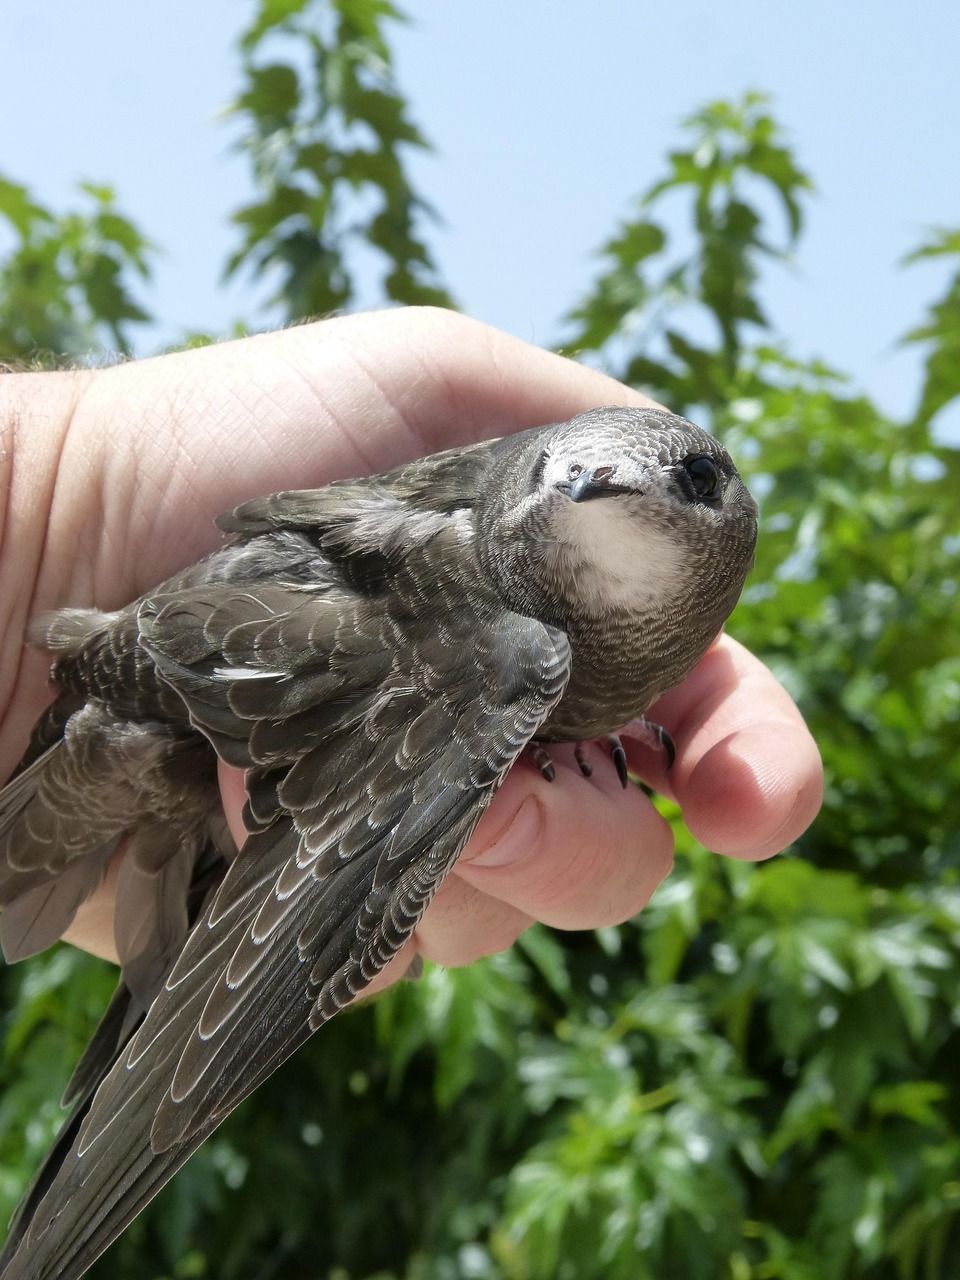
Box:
[538,586,720,742]
[548,499,687,619]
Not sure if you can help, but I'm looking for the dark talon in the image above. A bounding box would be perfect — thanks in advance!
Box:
[530,744,556,782]
[607,734,629,789]
[574,744,593,777]
[630,718,676,772]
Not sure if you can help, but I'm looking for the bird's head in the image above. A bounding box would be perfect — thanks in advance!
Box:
[478,406,758,627]
[540,407,757,536]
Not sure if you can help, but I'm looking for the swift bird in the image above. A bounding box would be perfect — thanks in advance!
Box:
[0,406,757,1278]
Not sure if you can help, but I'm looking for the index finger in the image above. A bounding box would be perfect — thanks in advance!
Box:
[625,634,822,860]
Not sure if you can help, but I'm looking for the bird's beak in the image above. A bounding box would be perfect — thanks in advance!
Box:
[562,467,636,503]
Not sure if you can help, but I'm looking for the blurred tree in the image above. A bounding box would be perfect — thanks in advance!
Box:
[902,228,960,430]
[0,177,153,362]
[225,0,453,318]
[1,7,958,1280]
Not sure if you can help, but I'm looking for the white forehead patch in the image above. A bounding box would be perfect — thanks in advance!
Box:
[550,496,685,614]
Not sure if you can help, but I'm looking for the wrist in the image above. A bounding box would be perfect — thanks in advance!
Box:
[0,367,93,777]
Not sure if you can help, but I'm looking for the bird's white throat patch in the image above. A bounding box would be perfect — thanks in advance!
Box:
[551,497,685,614]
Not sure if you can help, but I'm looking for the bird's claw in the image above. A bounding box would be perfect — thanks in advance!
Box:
[530,722,672,790]
[607,734,629,789]
[530,744,556,782]
[627,718,676,771]
[530,737,630,788]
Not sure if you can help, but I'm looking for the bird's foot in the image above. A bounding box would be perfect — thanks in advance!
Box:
[529,721,673,789]
[626,718,676,771]
[575,722,675,789]
[573,734,633,788]
[572,735,631,788]
[530,735,628,789]
[529,744,557,783]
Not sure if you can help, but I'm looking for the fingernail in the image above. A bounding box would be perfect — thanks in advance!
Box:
[467,796,546,868]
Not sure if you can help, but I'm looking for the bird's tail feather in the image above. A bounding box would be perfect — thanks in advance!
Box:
[27,609,115,654]
[0,736,121,961]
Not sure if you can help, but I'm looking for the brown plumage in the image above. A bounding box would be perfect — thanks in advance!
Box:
[0,407,756,1279]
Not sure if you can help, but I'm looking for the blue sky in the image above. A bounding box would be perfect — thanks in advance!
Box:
[2,1,958,433]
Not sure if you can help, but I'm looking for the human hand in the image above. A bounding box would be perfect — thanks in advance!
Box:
[0,307,822,986]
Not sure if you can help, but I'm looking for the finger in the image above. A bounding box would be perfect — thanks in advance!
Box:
[452,748,675,931]
[313,307,659,463]
[625,634,822,860]
[411,877,534,969]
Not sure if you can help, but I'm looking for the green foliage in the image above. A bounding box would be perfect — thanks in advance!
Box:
[901,228,960,430]
[566,92,812,409]
[226,0,453,320]
[556,94,960,1276]
[0,176,153,361]
[1,13,958,1280]
[0,952,116,1213]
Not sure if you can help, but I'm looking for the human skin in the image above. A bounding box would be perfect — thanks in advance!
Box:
[0,307,822,995]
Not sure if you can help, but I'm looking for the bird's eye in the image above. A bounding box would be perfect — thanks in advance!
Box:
[683,455,722,503]
[568,463,583,479]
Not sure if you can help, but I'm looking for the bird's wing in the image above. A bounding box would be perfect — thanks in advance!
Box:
[0,850,229,1267]
[2,542,570,1280]
[0,711,222,967]
[214,434,507,536]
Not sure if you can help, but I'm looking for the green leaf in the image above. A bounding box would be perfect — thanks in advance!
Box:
[235,62,300,123]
